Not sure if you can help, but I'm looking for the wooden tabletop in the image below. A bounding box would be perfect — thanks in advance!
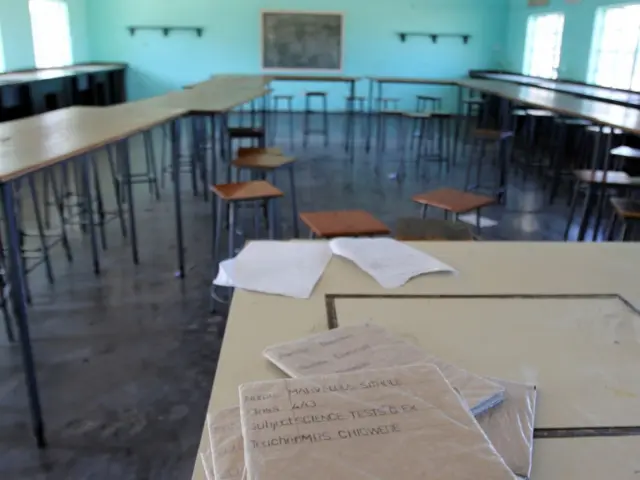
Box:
[0,104,185,182]
[371,76,460,85]
[477,73,640,107]
[0,63,125,87]
[459,79,640,135]
[191,241,640,480]
[270,74,360,82]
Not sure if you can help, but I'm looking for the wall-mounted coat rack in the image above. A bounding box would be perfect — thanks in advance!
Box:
[397,33,471,44]
[127,26,205,37]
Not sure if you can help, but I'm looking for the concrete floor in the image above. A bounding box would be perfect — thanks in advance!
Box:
[0,113,594,479]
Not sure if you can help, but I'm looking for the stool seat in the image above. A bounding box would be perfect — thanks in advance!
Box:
[211,180,283,201]
[585,125,624,135]
[611,146,640,159]
[472,129,513,141]
[573,170,639,186]
[274,94,294,100]
[526,109,555,117]
[300,210,390,238]
[417,95,440,101]
[306,91,327,96]
[412,188,495,213]
[395,218,474,241]
[403,112,431,119]
[346,96,365,101]
[512,109,528,116]
[555,117,592,126]
[610,197,640,219]
[237,147,283,157]
[228,127,265,138]
[381,109,407,116]
[430,112,454,118]
[232,153,295,170]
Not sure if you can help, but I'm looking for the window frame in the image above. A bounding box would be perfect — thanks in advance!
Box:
[522,11,566,80]
[28,0,74,69]
[587,2,640,91]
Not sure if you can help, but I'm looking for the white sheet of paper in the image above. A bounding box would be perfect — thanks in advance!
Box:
[329,238,455,288]
[458,213,498,228]
[212,241,332,299]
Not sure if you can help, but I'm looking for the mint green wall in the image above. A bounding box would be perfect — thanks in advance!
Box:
[0,0,89,71]
[87,0,509,110]
[505,0,634,82]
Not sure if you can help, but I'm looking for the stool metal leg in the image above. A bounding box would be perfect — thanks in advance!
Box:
[288,99,294,150]
[303,96,310,149]
[46,168,73,262]
[288,166,299,237]
[106,146,127,239]
[79,157,100,275]
[27,175,54,284]
[228,201,236,259]
[120,140,139,264]
[1,181,46,447]
[90,156,108,250]
[268,199,276,239]
[171,119,185,277]
[323,95,329,147]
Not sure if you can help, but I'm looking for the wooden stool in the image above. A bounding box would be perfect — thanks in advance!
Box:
[416,95,441,112]
[345,96,366,151]
[303,91,329,148]
[211,181,284,263]
[272,94,294,149]
[395,218,474,241]
[607,197,640,241]
[466,129,513,201]
[610,145,640,170]
[225,126,266,182]
[300,210,390,238]
[232,151,299,237]
[412,188,496,234]
[564,170,640,241]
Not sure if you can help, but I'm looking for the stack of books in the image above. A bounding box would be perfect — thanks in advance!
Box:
[202,324,537,480]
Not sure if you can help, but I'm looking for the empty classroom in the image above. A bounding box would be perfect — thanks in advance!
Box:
[0,0,639,478]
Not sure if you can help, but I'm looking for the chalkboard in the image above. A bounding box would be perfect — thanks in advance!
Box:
[261,12,343,70]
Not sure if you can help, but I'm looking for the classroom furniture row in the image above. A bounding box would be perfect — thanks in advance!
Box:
[0,63,127,121]
[470,69,640,109]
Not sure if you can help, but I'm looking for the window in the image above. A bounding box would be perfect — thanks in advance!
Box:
[523,13,565,79]
[29,0,73,69]
[588,3,640,91]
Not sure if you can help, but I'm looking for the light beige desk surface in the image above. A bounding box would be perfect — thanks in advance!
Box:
[371,76,460,85]
[459,78,640,135]
[480,73,640,106]
[192,241,640,480]
[0,105,185,182]
[0,64,124,87]
[270,74,359,82]
[136,85,271,114]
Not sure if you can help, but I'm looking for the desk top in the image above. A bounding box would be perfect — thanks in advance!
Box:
[191,241,640,480]
[0,104,184,182]
[371,76,460,85]
[0,63,125,87]
[459,79,640,135]
[476,73,640,107]
[269,74,359,82]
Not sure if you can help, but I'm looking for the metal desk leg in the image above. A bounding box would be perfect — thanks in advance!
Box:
[288,166,299,237]
[120,140,139,264]
[577,128,602,241]
[591,132,613,241]
[452,85,463,166]
[349,80,356,162]
[79,157,100,275]
[171,119,185,278]
[1,181,46,448]
[365,79,374,153]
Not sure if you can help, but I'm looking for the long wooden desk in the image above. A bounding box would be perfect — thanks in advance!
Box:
[192,241,640,480]
[459,78,640,135]
[472,72,640,108]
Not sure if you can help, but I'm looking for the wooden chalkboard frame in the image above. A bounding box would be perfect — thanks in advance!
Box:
[260,10,345,72]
